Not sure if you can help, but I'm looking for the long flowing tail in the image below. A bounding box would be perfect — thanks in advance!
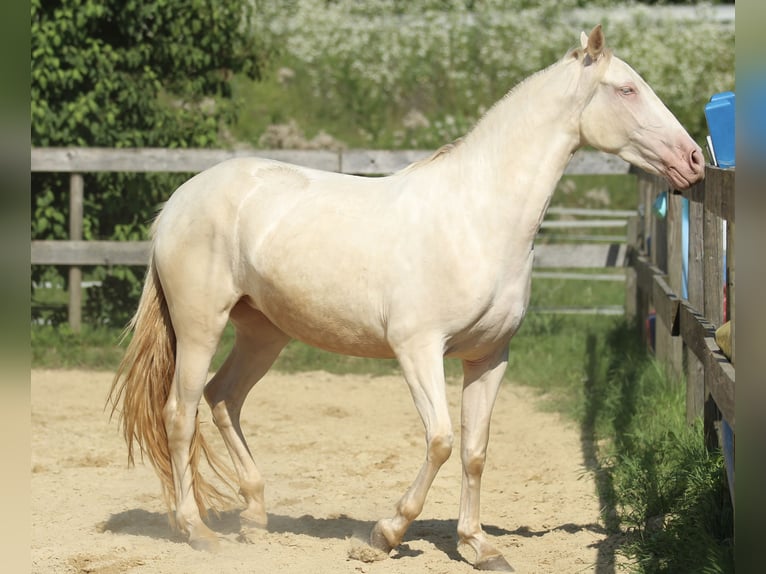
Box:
[107,255,236,520]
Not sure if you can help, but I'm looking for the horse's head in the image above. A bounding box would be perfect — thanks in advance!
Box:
[575,25,704,190]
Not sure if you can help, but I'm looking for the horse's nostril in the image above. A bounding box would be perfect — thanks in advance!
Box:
[689,148,705,173]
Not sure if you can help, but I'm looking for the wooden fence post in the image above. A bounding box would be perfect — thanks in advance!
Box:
[68,173,83,333]
[702,188,724,449]
[625,216,639,322]
[664,191,684,380]
[636,171,655,342]
[686,183,705,423]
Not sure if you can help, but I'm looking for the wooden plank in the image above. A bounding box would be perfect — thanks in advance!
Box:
[32,147,632,176]
[677,167,733,222]
[32,241,628,270]
[563,150,630,174]
[632,254,663,296]
[701,174,725,449]
[532,271,625,282]
[679,301,717,364]
[679,303,735,431]
[703,167,735,223]
[624,217,639,321]
[547,207,637,217]
[703,199,725,328]
[532,243,626,268]
[31,240,151,265]
[640,174,654,254]
[31,147,341,173]
[652,273,680,336]
[664,191,684,377]
[704,337,735,429]
[686,196,706,422]
[540,219,627,229]
[528,306,624,316]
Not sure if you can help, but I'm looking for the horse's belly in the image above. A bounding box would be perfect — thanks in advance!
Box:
[243,283,394,359]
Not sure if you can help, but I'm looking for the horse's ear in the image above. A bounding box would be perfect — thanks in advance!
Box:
[586,24,605,61]
[580,31,588,50]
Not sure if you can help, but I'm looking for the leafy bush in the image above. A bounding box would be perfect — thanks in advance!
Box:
[31,0,267,324]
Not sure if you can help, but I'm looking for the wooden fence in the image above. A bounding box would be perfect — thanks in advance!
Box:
[31,147,634,331]
[625,166,735,498]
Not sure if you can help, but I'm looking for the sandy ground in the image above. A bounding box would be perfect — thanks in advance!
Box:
[31,369,613,574]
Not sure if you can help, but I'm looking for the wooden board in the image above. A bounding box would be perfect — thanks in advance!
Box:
[32,147,631,176]
[31,240,151,266]
[31,147,340,173]
[32,240,628,270]
[533,243,626,268]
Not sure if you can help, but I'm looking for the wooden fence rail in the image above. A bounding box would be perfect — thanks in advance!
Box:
[625,165,735,500]
[32,147,633,331]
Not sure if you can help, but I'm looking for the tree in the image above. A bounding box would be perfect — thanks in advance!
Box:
[31,0,266,325]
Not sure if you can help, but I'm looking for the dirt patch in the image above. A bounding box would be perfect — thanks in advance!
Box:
[32,369,611,573]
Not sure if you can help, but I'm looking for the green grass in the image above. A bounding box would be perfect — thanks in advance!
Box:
[581,320,734,572]
[32,323,126,370]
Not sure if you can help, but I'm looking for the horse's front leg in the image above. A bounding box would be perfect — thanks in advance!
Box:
[458,346,514,572]
[369,338,453,554]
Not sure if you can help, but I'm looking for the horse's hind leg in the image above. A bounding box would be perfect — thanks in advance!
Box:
[164,309,231,551]
[203,300,291,537]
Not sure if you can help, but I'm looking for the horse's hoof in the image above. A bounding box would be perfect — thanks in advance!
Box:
[348,538,390,563]
[238,516,268,544]
[241,506,268,528]
[189,533,221,553]
[475,554,515,572]
[369,523,394,554]
[241,514,268,530]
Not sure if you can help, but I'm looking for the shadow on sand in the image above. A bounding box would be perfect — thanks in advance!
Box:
[100,507,608,567]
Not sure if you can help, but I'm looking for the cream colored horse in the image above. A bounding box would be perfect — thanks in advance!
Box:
[109,26,703,571]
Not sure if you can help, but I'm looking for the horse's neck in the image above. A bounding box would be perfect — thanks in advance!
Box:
[439,60,583,241]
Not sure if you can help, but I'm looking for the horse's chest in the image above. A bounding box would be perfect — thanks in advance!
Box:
[444,257,534,357]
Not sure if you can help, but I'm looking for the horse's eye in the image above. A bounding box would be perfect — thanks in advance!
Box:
[619,86,636,96]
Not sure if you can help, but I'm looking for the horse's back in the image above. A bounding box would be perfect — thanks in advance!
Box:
[151,157,402,354]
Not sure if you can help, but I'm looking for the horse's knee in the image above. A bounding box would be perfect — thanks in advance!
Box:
[462,449,487,477]
[162,399,179,440]
[162,399,195,449]
[427,432,453,465]
[207,399,234,431]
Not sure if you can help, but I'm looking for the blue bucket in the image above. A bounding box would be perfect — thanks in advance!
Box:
[704,92,735,168]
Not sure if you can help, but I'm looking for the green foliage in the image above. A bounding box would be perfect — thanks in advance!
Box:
[31,0,267,323]
[32,323,125,369]
[235,1,734,149]
[583,320,734,572]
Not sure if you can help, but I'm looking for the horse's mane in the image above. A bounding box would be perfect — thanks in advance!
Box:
[400,138,465,173]
[399,52,581,175]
